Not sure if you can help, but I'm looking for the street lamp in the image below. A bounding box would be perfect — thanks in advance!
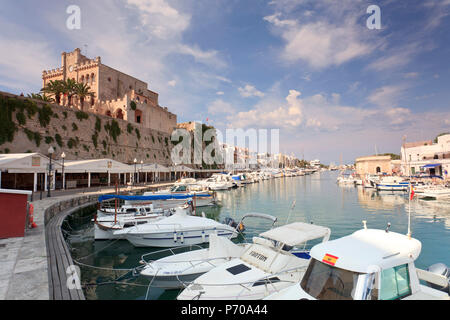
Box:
[47,146,54,197]
[140,160,144,185]
[134,158,137,186]
[61,152,66,190]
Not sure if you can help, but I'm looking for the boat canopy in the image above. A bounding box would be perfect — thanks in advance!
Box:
[310,229,422,273]
[259,222,331,247]
[98,193,211,202]
[421,163,441,168]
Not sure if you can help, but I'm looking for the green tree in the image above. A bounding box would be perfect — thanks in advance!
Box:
[40,80,65,104]
[73,82,95,111]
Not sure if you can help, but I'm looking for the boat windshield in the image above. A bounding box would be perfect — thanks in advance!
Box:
[300,259,361,300]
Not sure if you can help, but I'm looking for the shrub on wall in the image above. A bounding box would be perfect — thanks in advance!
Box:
[130,101,137,110]
[55,134,63,147]
[135,128,141,140]
[95,117,101,132]
[38,105,54,127]
[33,132,42,147]
[72,123,78,131]
[75,111,89,121]
[127,123,133,134]
[16,111,26,125]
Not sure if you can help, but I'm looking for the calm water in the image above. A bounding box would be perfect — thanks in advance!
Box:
[65,171,450,300]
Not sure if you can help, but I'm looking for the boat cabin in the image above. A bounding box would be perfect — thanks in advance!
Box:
[294,229,449,300]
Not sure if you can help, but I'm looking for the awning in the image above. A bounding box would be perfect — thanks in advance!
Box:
[259,222,331,246]
[421,164,441,169]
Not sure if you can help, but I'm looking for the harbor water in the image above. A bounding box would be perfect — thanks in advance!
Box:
[65,171,450,300]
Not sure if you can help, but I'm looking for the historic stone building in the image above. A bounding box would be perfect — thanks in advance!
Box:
[42,48,177,134]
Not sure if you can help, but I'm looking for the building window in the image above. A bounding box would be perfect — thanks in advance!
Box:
[376,167,381,173]
[108,77,111,82]
[91,73,95,84]
[116,109,124,120]
[135,109,143,124]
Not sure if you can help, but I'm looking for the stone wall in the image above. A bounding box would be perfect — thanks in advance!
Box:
[0,91,174,165]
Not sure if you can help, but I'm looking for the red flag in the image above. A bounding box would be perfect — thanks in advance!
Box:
[410,186,415,200]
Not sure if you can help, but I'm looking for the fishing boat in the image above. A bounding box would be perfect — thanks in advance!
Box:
[94,194,198,240]
[265,224,449,300]
[138,213,278,289]
[177,222,331,300]
[375,176,409,191]
[113,207,239,248]
[137,185,217,208]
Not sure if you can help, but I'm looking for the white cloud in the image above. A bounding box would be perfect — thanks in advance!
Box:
[238,84,265,98]
[230,90,303,128]
[207,99,235,115]
[168,80,177,87]
[216,91,224,95]
[367,85,407,108]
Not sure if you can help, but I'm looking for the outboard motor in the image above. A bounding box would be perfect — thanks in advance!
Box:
[224,217,245,232]
[426,263,450,293]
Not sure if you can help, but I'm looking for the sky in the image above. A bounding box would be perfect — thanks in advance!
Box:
[0,0,450,164]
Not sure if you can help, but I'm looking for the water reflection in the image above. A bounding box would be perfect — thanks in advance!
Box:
[66,171,450,300]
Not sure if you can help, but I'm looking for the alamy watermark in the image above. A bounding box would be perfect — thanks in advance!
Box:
[66,265,82,290]
[66,5,81,30]
[366,5,381,30]
[170,126,281,169]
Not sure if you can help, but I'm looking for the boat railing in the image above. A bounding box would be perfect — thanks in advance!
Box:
[177,264,308,295]
[416,268,449,288]
[140,244,206,264]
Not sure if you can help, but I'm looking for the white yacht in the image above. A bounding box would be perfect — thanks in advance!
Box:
[266,226,449,300]
[138,213,278,289]
[113,207,239,248]
[177,222,331,300]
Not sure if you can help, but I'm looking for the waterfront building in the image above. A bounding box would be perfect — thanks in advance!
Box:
[42,48,177,134]
[355,155,394,176]
[400,134,450,179]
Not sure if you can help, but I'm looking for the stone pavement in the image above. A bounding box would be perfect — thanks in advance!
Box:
[0,182,173,300]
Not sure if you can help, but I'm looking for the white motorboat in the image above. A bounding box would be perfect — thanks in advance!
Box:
[266,225,450,300]
[140,185,217,208]
[419,187,450,200]
[94,210,170,240]
[375,176,409,191]
[177,222,331,300]
[138,213,278,289]
[113,208,239,248]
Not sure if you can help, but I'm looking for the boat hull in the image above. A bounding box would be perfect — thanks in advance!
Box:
[124,229,237,248]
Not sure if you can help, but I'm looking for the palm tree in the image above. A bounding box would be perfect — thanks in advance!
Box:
[27,93,54,102]
[40,80,64,104]
[63,78,77,107]
[73,82,95,111]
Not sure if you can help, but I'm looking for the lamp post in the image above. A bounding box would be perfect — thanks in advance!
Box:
[134,158,137,186]
[140,160,143,185]
[47,146,54,197]
[61,152,66,190]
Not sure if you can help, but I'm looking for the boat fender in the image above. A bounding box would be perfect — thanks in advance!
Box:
[173,232,177,242]
[180,232,184,244]
[201,230,205,242]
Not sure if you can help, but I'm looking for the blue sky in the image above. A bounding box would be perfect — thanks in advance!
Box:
[1,0,450,164]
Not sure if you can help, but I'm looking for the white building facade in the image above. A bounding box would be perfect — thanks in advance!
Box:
[401,134,450,180]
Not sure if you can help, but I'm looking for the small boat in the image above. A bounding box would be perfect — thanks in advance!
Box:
[138,213,278,289]
[113,208,239,248]
[265,224,450,300]
[419,187,450,200]
[376,176,409,191]
[94,195,197,240]
[137,185,217,208]
[177,222,331,300]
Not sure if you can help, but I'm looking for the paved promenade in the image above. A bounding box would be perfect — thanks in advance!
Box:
[0,182,173,300]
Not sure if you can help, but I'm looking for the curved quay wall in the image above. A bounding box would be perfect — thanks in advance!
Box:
[44,195,99,300]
